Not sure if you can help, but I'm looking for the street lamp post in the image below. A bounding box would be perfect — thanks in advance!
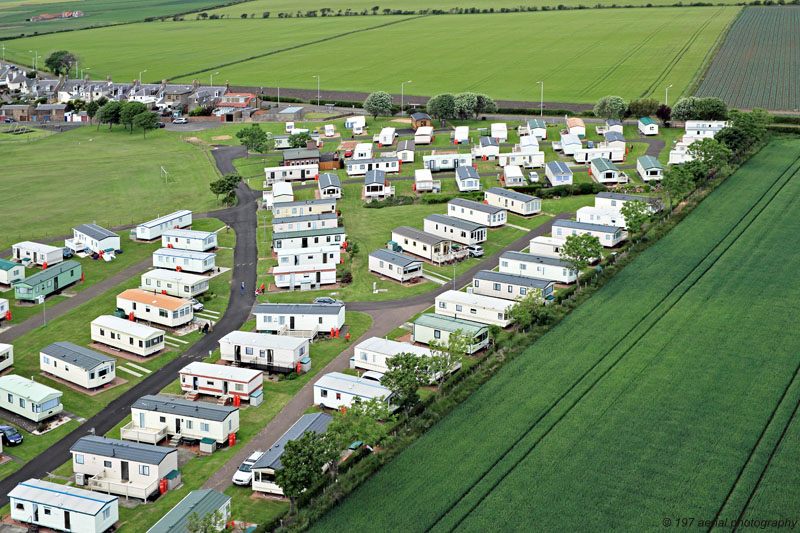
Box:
[29,49,38,70]
[665,84,673,106]
[139,69,147,83]
[536,81,544,117]
[211,71,219,86]
[401,80,412,115]
[312,75,320,107]
[81,67,90,79]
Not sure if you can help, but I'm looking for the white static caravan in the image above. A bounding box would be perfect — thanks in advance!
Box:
[490,122,508,142]
[273,246,339,289]
[448,198,506,228]
[519,134,540,149]
[499,251,577,284]
[378,127,396,146]
[345,115,366,132]
[668,136,698,165]
[0,259,25,285]
[364,169,394,200]
[638,116,659,135]
[472,137,500,159]
[545,161,573,186]
[411,314,489,354]
[498,146,544,169]
[345,157,399,177]
[353,142,372,160]
[472,270,555,302]
[149,490,231,533]
[595,191,660,214]
[414,168,440,193]
[435,289,513,328]
[324,124,335,137]
[0,298,9,320]
[318,173,341,199]
[455,166,481,192]
[484,187,541,216]
[251,413,332,496]
[502,165,526,186]
[40,342,115,390]
[273,181,296,205]
[351,337,432,374]
[272,212,338,234]
[162,229,217,252]
[519,118,547,140]
[272,227,346,251]
[0,375,63,422]
[152,248,216,274]
[141,269,209,298]
[574,146,624,164]
[91,315,165,357]
[423,151,474,172]
[395,140,415,163]
[637,155,664,182]
[685,120,729,139]
[255,302,345,338]
[264,164,319,186]
[0,343,13,373]
[602,131,627,152]
[559,133,582,156]
[529,236,565,259]
[273,199,337,219]
[273,134,321,149]
[391,227,465,264]
[68,224,120,254]
[590,158,623,184]
[414,126,434,145]
[566,116,586,138]
[368,249,423,283]
[9,479,118,533]
[553,219,627,248]
[577,206,627,229]
[136,210,192,241]
[11,241,63,267]
[314,372,393,410]
[424,214,487,245]
[180,361,263,400]
[126,395,239,445]
[219,330,309,373]
[453,126,469,145]
[116,289,193,328]
[599,118,624,135]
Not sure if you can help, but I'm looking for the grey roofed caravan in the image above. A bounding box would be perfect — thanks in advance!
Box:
[70,435,176,465]
[251,412,332,471]
[480,137,499,147]
[132,395,237,422]
[397,139,415,152]
[254,302,344,315]
[604,131,625,143]
[546,161,571,175]
[485,187,539,203]
[553,219,622,233]
[392,226,448,246]
[473,270,554,290]
[318,173,340,189]
[272,212,337,226]
[273,198,335,209]
[272,226,345,240]
[365,169,386,185]
[73,223,117,242]
[456,166,480,180]
[148,490,231,533]
[501,250,570,268]
[595,191,651,202]
[449,197,504,214]
[410,112,431,121]
[283,148,319,162]
[424,214,485,233]
[40,342,114,371]
[369,248,421,267]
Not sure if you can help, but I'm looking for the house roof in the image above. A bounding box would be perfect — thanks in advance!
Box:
[9,479,116,515]
[162,229,215,240]
[413,313,487,335]
[219,330,308,351]
[365,169,386,185]
[132,395,237,421]
[16,260,80,287]
[180,361,262,382]
[74,223,117,242]
[272,226,345,240]
[318,173,340,189]
[41,342,114,371]
[137,210,192,229]
[36,104,67,111]
[392,226,447,246]
[283,148,319,161]
[274,198,335,209]
[153,248,216,261]
[0,258,21,271]
[604,131,625,143]
[449,197,504,214]
[71,436,175,465]
[142,269,208,284]
[254,302,344,316]
[279,106,304,114]
[356,337,431,358]
[314,372,393,401]
[91,315,164,339]
[396,139,415,152]
[0,375,61,402]
[639,117,656,125]
[480,136,499,147]
[147,490,231,533]
[546,161,572,175]
[590,158,618,173]
[456,166,479,180]
[554,219,622,233]
[596,191,651,202]
[638,155,663,169]
[425,214,485,232]
[252,413,332,471]
[502,251,569,267]
[117,289,190,311]
[410,112,431,121]
[436,289,514,311]
[486,187,538,203]
[474,270,554,290]
[273,212,336,225]
[369,248,421,267]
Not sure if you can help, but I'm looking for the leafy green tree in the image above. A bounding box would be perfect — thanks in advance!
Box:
[619,199,650,241]
[426,93,455,120]
[85,101,99,124]
[209,179,229,206]
[289,131,313,148]
[671,97,699,122]
[382,352,429,419]
[328,397,393,448]
[509,291,539,332]
[44,50,76,75]
[275,430,326,516]
[715,126,749,156]
[96,96,109,107]
[70,98,86,112]
[120,101,148,133]
[235,123,268,152]
[661,166,694,212]
[593,96,627,120]
[186,509,225,533]
[96,101,121,131]
[133,111,159,139]
[627,98,659,118]
[428,330,468,398]
[560,233,602,289]
[453,92,478,119]
[363,91,393,120]
[209,173,241,206]
[656,104,671,125]
[695,97,728,120]
[474,93,498,118]
[687,138,732,172]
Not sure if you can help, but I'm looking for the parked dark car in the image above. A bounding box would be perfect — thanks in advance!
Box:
[3,118,14,124]
[156,121,166,128]
[62,247,73,259]
[0,425,23,446]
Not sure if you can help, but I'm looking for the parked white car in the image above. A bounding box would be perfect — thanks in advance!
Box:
[232,450,264,485]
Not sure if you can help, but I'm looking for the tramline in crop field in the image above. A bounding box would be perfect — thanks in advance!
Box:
[696,7,800,111]
[311,138,800,531]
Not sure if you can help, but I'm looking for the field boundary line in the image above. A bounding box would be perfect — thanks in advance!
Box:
[424,155,800,532]
[686,5,745,99]
[166,15,427,82]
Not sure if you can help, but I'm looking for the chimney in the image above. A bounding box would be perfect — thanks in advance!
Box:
[107,74,111,82]
[192,79,199,91]
[225,80,229,91]
[84,74,90,82]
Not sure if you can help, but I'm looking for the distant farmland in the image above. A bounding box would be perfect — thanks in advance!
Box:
[4,7,739,103]
[696,7,800,111]
[311,138,800,531]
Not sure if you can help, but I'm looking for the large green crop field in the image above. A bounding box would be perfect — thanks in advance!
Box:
[312,137,800,531]
[4,7,739,103]
[696,7,800,111]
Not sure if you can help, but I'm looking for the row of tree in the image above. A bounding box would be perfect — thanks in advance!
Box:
[593,95,729,124]
[427,92,498,120]
[93,100,160,137]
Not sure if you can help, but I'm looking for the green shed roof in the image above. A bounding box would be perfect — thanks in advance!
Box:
[639,117,656,125]
[413,313,487,336]
[147,490,230,533]
[0,259,21,271]
[14,260,80,288]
